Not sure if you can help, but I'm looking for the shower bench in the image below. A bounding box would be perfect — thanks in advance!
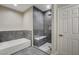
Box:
[0,38,31,55]
[34,36,47,47]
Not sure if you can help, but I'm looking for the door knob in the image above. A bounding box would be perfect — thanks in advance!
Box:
[59,34,63,37]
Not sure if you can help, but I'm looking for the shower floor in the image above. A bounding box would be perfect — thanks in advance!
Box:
[38,42,52,54]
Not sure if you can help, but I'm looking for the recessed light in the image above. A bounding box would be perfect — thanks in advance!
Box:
[13,4,18,6]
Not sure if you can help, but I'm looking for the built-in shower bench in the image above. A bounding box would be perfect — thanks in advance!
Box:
[34,36,47,47]
[0,38,31,55]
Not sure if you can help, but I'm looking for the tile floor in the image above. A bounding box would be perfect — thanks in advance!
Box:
[38,42,52,54]
[12,46,47,55]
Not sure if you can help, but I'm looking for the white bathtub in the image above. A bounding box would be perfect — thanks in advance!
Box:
[0,38,31,55]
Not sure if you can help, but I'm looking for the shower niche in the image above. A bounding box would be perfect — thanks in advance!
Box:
[33,5,53,54]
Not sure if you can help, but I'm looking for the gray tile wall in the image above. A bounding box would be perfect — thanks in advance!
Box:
[0,30,32,42]
[33,7,45,36]
[34,30,44,36]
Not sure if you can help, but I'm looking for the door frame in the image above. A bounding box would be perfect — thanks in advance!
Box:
[51,4,58,54]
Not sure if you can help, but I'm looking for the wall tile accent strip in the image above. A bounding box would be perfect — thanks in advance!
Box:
[0,30,32,42]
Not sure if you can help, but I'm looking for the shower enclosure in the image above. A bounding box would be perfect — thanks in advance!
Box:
[33,5,53,54]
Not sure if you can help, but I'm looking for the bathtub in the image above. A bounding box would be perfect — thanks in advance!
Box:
[0,38,31,55]
[34,36,47,47]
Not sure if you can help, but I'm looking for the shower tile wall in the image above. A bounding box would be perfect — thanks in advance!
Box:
[0,30,32,42]
[44,10,52,43]
[44,11,52,35]
[33,7,48,47]
[33,7,44,36]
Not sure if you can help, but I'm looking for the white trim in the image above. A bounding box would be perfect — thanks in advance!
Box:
[31,6,34,46]
[51,4,58,55]
[56,7,60,55]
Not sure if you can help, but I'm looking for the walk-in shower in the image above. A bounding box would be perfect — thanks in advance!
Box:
[33,4,53,54]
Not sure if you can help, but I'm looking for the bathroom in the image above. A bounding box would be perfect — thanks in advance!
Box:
[0,4,53,55]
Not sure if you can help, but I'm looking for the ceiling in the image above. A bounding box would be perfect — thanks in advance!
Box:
[34,4,52,11]
[0,4,33,12]
[0,4,73,13]
[0,4,53,12]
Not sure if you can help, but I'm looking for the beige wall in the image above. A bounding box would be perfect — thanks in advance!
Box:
[23,7,33,31]
[0,6,33,31]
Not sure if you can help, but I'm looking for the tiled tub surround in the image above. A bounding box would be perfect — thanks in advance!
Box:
[0,30,32,42]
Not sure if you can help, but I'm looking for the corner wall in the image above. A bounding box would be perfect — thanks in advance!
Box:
[0,6,23,31]
[0,6,33,44]
[23,7,33,31]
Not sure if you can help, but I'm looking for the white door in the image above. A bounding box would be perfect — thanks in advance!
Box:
[58,5,79,55]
